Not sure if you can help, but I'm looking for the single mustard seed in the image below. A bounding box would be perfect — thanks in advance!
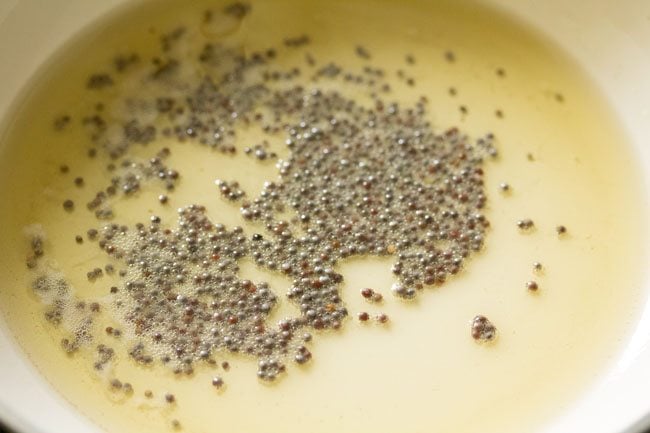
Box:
[74,177,84,187]
[358,312,369,322]
[87,228,98,240]
[355,45,371,59]
[63,199,74,211]
[377,313,389,324]
[444,50,456,62]
[211,376,224,388]
[361,288,374,298]
[556,225,567,235]
[471,315,496,341]
[75,235,83,244]
[164,393,175,403]
[526,280,539,291]
[517,219,534,230]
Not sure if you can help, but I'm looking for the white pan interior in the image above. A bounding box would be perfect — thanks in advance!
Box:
[0,1,648,432]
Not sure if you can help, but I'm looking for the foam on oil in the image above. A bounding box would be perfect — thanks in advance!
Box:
[0,0,647,432]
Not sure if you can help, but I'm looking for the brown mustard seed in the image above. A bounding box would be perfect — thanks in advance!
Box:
[517,219,534,230]
[63,200,74,211]
[358,312,369,322]
[526,280,539,291]
[377,313,389,324]
[556,225,567,235]
[211,376,224,388]
[355,45,371,59]
[471,315,496,341]
[444,50,456,62]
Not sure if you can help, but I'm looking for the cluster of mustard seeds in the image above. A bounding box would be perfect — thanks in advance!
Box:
[29,3,499,383]
[24,2,567,396]
[76,28,497,378]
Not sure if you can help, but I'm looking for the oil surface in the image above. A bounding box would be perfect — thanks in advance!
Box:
[0,1,647,433]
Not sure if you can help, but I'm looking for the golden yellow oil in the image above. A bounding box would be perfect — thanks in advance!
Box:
[0,1,647,433]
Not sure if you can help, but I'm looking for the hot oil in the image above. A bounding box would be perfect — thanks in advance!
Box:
[0,0,646,432]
